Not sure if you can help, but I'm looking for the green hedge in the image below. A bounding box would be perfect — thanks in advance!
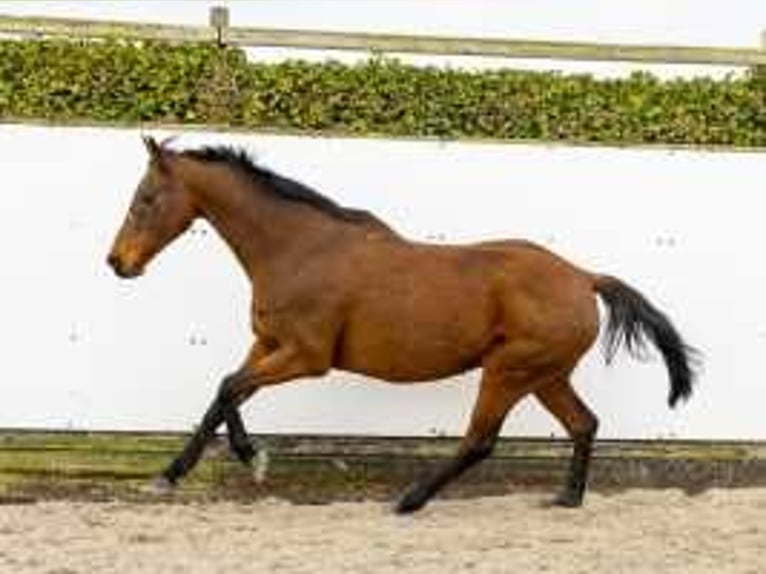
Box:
[0,39,764,146]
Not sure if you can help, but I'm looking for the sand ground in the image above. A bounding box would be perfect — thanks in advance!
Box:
[0,489,764,573]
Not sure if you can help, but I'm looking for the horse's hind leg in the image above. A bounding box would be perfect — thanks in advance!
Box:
[535,380,599,507]
[395,368,531,514]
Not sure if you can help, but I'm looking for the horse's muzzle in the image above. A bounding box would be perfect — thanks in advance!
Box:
[107,253,142,279]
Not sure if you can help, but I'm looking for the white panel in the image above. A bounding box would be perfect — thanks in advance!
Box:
[0,124,763,439]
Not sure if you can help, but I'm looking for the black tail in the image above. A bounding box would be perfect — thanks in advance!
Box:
[593,275,698,408]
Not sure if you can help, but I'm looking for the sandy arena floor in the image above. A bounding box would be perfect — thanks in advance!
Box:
[0,489,764,573]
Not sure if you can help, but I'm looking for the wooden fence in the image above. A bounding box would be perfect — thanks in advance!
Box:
[0,7,764,67]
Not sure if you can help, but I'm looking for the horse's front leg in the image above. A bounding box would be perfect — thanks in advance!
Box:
[220,341,274,466]
[221,389,258,465]
[156,342,327,490]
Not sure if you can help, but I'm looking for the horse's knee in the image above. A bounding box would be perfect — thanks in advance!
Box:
[218,371,255,404]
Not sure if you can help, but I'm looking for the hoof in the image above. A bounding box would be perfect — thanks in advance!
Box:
[143,475,176,496]
[550,490,584,508]
[394,488,429,515]
[230,442,257,465]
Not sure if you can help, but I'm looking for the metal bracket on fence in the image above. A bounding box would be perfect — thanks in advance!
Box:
[210,6,230,47]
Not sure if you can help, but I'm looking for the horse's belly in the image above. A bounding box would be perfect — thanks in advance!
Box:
[336,306,496,382]
[337,340,485,382]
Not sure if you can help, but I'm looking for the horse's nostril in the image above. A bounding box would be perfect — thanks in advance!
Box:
[107,253,142,279]
[107,253,126,276]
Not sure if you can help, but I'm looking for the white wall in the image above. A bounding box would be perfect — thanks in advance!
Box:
[0,124,763,440]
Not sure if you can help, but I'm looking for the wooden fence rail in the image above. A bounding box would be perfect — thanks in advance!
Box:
[0,8,764,67]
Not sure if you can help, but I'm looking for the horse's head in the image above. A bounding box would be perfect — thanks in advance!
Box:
[107,136,198,278]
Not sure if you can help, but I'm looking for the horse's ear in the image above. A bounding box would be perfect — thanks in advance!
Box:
[142,135,171,171]
[142,135,162,161]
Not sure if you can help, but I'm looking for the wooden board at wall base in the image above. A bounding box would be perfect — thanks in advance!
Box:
[1,432,765,504]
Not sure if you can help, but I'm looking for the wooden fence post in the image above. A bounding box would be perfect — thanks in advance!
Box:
[201,6,239,125]
[209,5,230,47]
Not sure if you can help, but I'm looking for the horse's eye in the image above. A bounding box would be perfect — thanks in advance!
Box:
[140,194,156,207]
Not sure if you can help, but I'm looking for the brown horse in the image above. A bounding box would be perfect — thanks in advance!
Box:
[107,137,697,512]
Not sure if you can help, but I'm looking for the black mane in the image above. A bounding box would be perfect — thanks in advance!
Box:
[181,145,378,224]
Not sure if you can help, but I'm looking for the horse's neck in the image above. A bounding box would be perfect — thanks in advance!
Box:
[181,161,345,282]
